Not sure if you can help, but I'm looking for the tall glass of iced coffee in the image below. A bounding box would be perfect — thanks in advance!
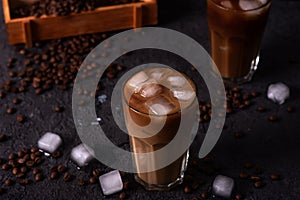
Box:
[122,67,198,190]
[207,0,271,83]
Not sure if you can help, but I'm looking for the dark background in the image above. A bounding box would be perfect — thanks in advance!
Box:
[1,0,300,199]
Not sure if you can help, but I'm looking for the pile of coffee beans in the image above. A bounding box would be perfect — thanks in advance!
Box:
[12,0,139,18]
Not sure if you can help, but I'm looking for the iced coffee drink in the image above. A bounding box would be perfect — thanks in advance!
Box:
[207,0,271,83]
[123,67,197,190]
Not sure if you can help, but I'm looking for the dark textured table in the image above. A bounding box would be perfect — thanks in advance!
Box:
[1,0,300,199]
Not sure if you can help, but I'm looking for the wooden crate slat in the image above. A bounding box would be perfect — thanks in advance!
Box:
[2,0,158,45]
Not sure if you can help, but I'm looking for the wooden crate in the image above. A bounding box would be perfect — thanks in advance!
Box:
[2,0,158,47]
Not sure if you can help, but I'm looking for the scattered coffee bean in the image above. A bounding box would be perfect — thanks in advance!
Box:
[119,192,126,200]
[9,153,17,160]
[63,173,72,182]
[270,173,281,181]
[235,193,243,200]
[20,166,27,173]
[52,150,61,158]
[17,115,25,123]
[243,162,254,169]
[0,134,7,142]
[6,107,16,114]
[2,163,10,170]
[200,191,208,199]
[30,153,37,160]
[251,91,260,97]
[35,173,44,181]
[123,181,129,190]
[250,176,261,182]
[268,115,278,122]
[26,160,35,167]
[254,181,264,188]
[54,105,64,112]
[32,168,40,175]
[57,165,67,173]
[287,106,294,113]
[5,179,14,186]
[184,186,191,193]
[22,147,29,154]
[34,157,43,165]
[17,151,24,158]
[50,171,58,180]
[92,169,101,177]
[12,167,19,175]
[257,106,266,112]
[19,179,31,185]
[23,154,30,161]
[77,179,85,186]
[239,172,249,179]
[12,98,22,104]
[31,147,39,153]
[89,176,97,184]
[16,173,25,178]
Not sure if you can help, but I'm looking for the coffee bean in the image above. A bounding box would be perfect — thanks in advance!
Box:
[119,192,126,199]
[250,176,261,181]
[89,176,97,184]
[32,168,40,175]
[268,115,278,122]
[22,147,29,154]
[17,151,24,158]
[77,179,85,186]
[19,179,31,185]
[6,107,16,114]
[23,154,30,161]
[17,115,25,123]
[57,165,67,173]
[31,147,39,153]
[254,181,264,188]
[9,153,17,160]
[235,193,243,200]
[26,160,35,167]
[35,173,43,181]
[200,191,208,199]
[0,91,5,99]
[16,173,25,178]
[287,106,294,113]
[184,186,191,193]
[92,169,101,177]
[50,171,58,180]
[12,98,22,104]
[20,166,27,173]
[34,157,43,165]
[0,134,7,142]
[5,179,14,186]
[12,167,19,175]
[2,163,10,170]
[35,151,42,157]
[8,160,18,168]
[251,91,260,97]
[123,181,129,190]
[239,172,249,179]
[52,150,61,158]
[54,105,64,112]
[63,173,72,182]
[257,106,266,112]
[30,153,36,160]
[270,173,281,181]
[243,162,253,169]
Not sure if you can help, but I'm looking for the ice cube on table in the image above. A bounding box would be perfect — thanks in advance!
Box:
[127,71,149,90]
[38,132,62,153]
[139,83,163,98]
[70,144,94,167]
[146,96,175,115]
[267,82,290,105]
[99,170,123,195]
[212,175,235,198]
[167,76,187,88]
[172,90,195,101]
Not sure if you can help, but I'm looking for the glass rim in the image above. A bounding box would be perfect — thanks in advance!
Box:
[208,0,271,12]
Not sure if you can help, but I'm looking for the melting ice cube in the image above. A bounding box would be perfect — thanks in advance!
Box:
[70,144,94,167]
[172,90,195,101]
[267,82,290,105]
[139,83,163,98]
[212,175,235,198]
[150,71,163,81]
[38,132,62,153]
[239,0,260,10]
[146,96,175,115]
[127,71,149,90]
[220,0,233,8]
[167,76,187,88]
[99,170,123,195]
